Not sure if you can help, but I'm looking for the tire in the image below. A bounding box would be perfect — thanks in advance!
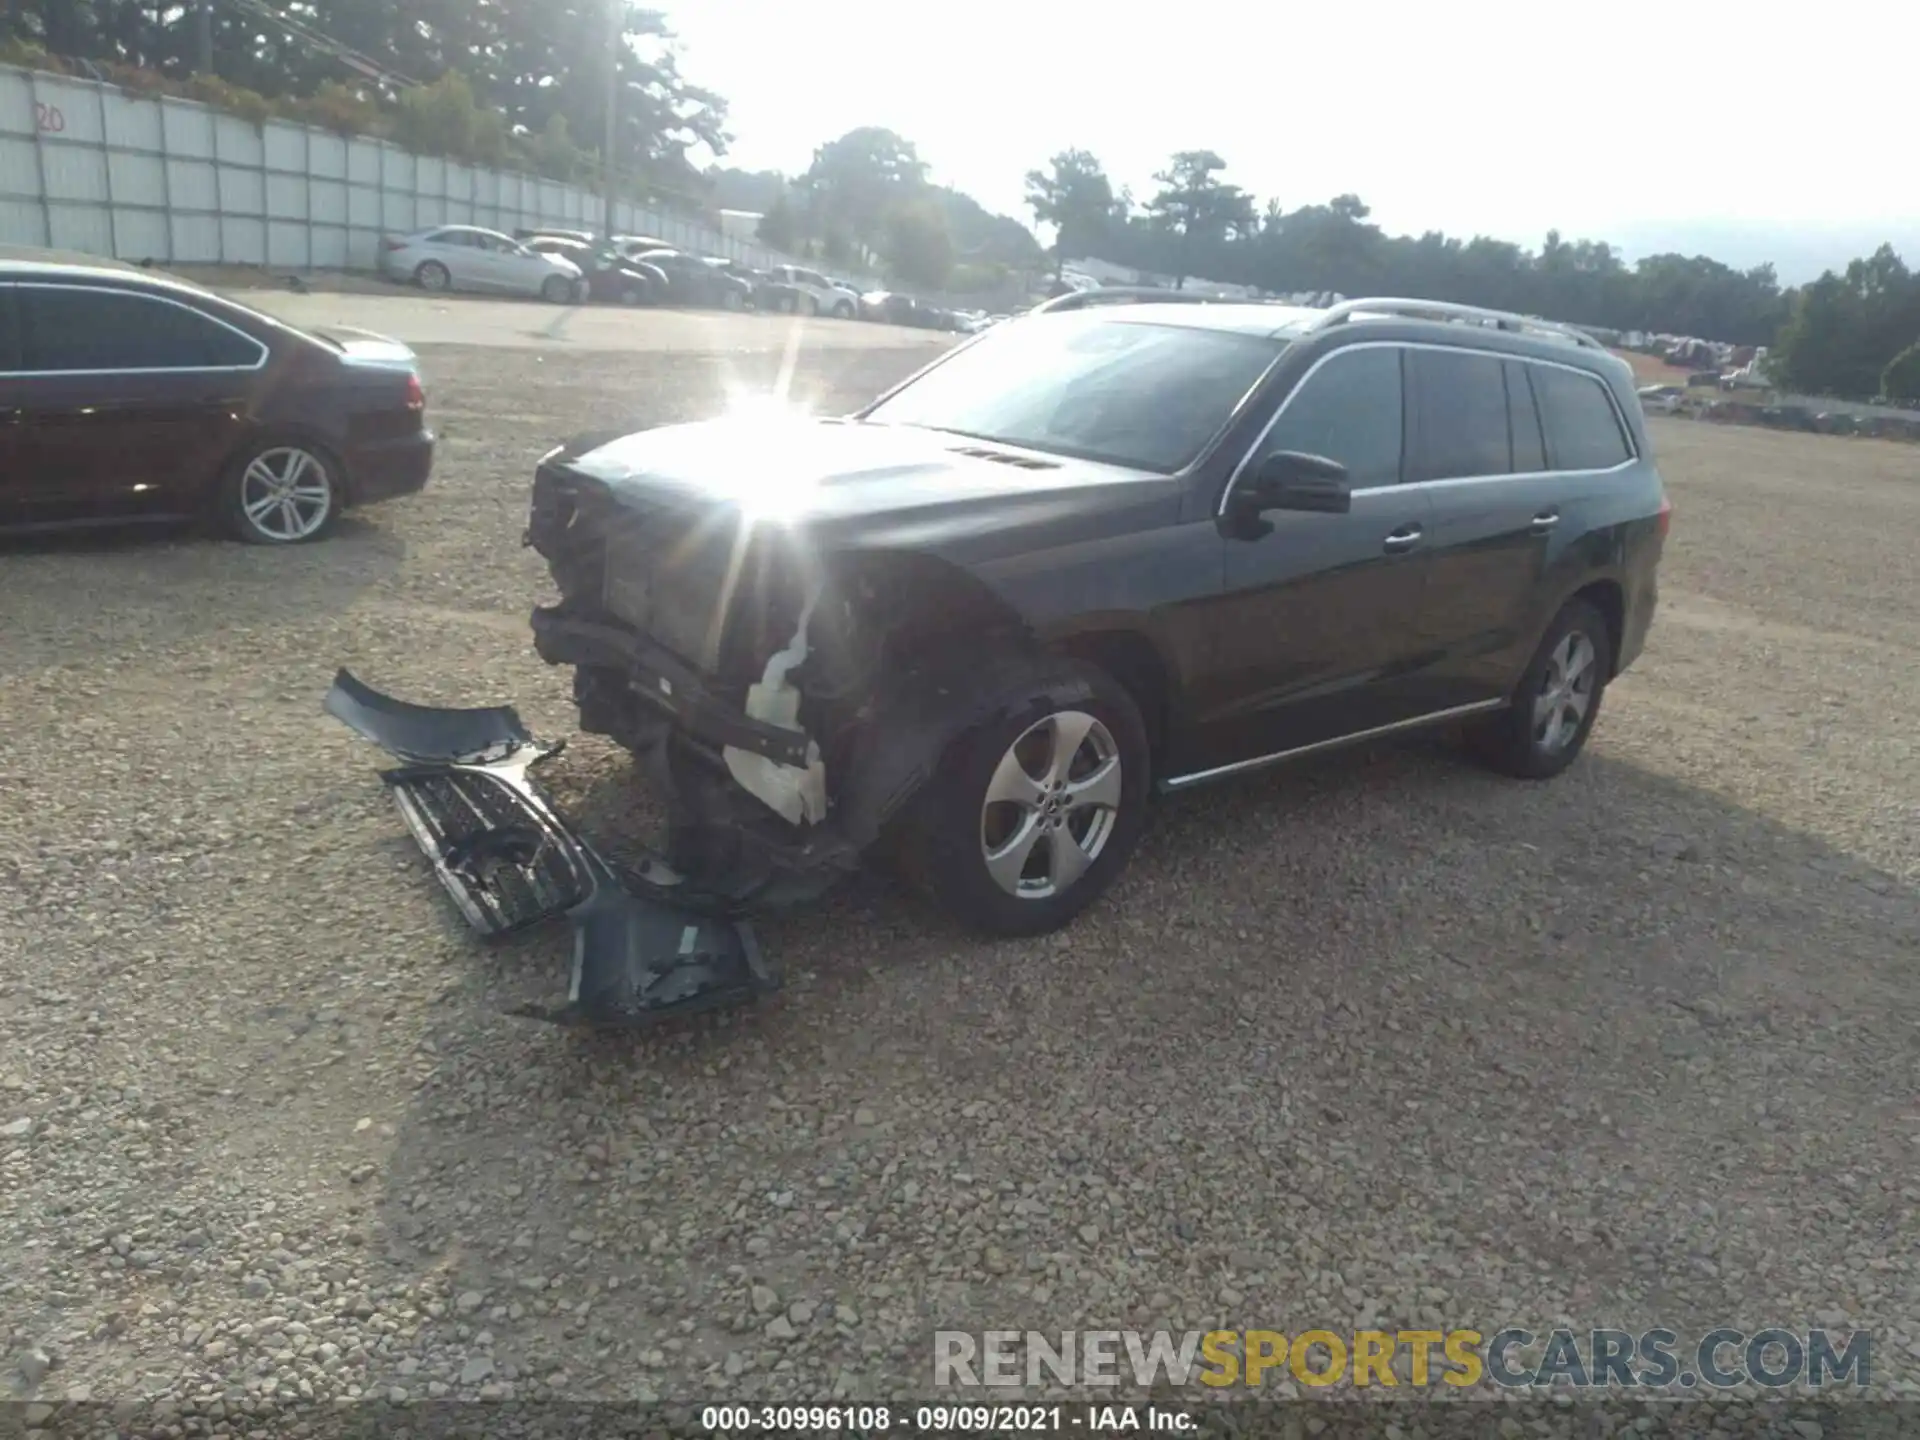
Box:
[618,284,643,306]
[220,438,341,545]
[832,300,854,320]
[541,274,574,304]
[900,658,1151,937]
[721,288,744,311]
[805,295,820,317]
[414,260,450,292]
[1469,598,1613,779]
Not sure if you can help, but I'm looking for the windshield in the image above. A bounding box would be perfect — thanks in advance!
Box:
[863,315,1285,472]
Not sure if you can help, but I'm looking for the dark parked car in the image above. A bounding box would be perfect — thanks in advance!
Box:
[508,295,1667,939]
[523,235,667,305]
[630,250,752,310]
[0,255,431,543]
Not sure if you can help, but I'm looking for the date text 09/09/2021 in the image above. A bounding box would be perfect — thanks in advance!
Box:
[701,1405,1194,1433]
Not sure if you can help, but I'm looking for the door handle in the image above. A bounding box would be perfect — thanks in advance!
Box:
[1531,510,1561,533]
[1382,524,1423,553]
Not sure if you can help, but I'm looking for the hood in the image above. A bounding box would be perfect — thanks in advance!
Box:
[309,325,417,368]
[552,416,1178,558]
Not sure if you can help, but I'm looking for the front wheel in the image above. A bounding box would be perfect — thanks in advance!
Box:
[541,274,574,304]
[832,300,854,319]
[899,659,1150,937]
[1469,598,1614,779]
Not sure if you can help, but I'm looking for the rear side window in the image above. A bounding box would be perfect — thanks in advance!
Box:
[1406,348,1511,481]
[1505,361,1547,472]
[1253,345,1403,488]
[1531,364,1633,471]
[18,286,266,372]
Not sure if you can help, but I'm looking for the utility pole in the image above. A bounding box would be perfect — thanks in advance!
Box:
[601,0,619,243]
[195,0,214,76]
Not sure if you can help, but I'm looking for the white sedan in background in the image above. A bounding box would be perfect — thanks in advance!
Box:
[378,226,583,303]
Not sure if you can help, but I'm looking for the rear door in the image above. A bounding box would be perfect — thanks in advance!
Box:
[1406,347,1571,709]
[425,228,490,291]
[10,282,263,524]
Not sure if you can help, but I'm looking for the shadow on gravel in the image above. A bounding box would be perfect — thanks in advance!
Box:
[365,723,1919,1357]
[0,514,407,674]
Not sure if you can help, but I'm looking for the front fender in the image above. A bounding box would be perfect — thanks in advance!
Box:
[831,648,1064,850]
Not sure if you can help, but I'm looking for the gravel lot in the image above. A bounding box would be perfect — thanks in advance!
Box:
[2,321,1917,1430]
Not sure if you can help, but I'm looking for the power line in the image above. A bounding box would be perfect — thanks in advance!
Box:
[219,0,421,90]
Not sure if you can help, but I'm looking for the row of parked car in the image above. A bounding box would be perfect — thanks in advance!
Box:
[374,223,994,333]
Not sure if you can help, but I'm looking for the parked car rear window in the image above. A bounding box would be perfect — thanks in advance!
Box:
[1531,364,1634,471]
[1407,348,1511,481]
[17,286,265,372]
[1251,345,1403,488]
[864,316,1284,473]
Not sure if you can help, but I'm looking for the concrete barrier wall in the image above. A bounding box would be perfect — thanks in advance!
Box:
[0,62,797,272]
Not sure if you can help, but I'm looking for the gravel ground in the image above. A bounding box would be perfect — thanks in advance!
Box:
[1,338,1917,1435]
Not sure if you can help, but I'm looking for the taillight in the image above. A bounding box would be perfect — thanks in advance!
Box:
[1656,496,1672,537]
[382,237,406,251]
[405,372,425,410]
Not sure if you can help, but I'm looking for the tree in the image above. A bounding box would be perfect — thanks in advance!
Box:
[756,194,799,254]
[883,203,955,290]
[1145,149,1234,288]
[1024,149,1115,281]
[5,0,729,206]
[800,127,927,253]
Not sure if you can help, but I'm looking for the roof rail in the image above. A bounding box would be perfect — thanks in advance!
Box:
[1309,297,1609,352]
[1031,285,1223,314]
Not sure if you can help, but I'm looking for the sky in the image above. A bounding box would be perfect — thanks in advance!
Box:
[666,0,1920,283]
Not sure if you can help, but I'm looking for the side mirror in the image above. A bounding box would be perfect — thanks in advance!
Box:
[1244,450,1352,514]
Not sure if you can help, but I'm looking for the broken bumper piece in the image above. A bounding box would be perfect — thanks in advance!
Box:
[323,668,778,1026]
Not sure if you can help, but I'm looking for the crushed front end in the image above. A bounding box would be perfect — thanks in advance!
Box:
[522,452,884,911]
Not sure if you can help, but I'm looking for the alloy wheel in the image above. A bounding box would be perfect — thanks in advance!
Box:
[978,710,1123,900]
[1533,630,1597,753]
[239,447,333,542]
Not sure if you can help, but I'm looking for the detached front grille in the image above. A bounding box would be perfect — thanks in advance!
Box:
[390,767,589,934]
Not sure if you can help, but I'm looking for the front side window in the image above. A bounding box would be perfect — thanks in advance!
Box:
[1250,345,1403,488]
[1531,363,1633,471]
[864,315,1285,473]
[18,287,264,372]
[426,229,476,247]
[1406,348,1511,482]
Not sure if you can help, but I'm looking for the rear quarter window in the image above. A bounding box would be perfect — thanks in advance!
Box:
[1532,364,1633,471]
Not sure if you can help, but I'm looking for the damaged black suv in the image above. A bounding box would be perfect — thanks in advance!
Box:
[524,294,1669,938]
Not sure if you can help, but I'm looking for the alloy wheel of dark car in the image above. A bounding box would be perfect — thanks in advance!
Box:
[902,660,1150,937]
[1470,598,1614,779]
[224,442,338,545]
[415,261,450,292]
